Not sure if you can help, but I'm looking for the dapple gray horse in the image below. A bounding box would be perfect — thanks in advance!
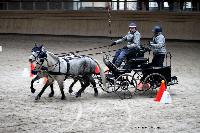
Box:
[29,45,106,100]
[30,53,87,96]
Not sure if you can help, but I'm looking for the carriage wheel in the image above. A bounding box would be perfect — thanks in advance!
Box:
[114,74,137,99]
[143,73,166,93]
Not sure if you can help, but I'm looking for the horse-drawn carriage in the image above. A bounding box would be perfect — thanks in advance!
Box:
[29,44,178,100]
[95,46,178,99]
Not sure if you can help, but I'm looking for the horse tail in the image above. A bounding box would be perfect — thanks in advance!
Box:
[91,59,107,90]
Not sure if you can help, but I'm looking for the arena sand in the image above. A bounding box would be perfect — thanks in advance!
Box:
[0,35,200,133]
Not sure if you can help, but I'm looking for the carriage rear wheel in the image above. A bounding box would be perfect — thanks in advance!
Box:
[114,74,137,99]
[143,73,166,94]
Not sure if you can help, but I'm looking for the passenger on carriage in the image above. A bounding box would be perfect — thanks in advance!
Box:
[148,25,166,67]
[110,22,141,67]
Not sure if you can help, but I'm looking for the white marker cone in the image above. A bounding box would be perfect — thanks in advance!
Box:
[160,91,172,104]
[22,68,29,78]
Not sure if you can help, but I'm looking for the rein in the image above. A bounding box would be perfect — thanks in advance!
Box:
[53,5,113,58]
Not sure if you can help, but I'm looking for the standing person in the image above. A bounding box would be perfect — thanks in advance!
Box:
[149,25,166,67]
[192,0,199,11]
[138,0,149,11]
[110,22,141,67]
[155,0,164,10]
[167,0,174,11]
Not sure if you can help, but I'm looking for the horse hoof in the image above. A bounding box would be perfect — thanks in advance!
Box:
[61,96,66,100]
[48,93,54,97]
[35,96,40,100]
[94,92,98,97]
[31,88,36,93]
[75,92,81,98]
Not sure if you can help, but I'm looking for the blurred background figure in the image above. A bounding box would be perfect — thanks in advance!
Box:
[191,0,199,11]
[138,0,149,11]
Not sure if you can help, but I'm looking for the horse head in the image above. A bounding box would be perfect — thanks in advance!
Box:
[29,44,47,63]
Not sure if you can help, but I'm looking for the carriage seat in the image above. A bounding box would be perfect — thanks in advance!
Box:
[128,57,149,64]
[126,46,148,60]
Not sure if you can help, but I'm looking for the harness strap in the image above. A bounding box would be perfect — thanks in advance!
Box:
[58,59,61,74]
[48,58,70,75]
[64,58,70,74]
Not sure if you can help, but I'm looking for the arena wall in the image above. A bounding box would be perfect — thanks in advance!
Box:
[0,11,199,40]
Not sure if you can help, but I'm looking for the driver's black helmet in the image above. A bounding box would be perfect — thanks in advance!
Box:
[152,26,162,33]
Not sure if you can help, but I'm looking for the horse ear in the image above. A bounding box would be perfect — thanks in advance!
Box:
[34,43,37,47]
[39,44,43,49]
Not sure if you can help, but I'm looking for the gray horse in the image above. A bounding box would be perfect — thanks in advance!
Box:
[30,54,89,96]
[29,45,106,100]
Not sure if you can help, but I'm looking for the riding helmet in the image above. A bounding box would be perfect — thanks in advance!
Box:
[152,26,162,33]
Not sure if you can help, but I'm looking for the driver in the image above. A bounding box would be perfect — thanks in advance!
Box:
[110,22,141,67]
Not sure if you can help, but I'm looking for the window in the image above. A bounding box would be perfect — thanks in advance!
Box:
[35,2,47,10]
[49,2,62,10]
[21,2,33,10]
[0,2,7,10]
[8,2,20,10]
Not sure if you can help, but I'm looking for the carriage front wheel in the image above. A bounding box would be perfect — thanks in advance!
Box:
[114,74,137,99]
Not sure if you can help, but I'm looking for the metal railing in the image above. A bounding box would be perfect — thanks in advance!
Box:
[0,0,199,12]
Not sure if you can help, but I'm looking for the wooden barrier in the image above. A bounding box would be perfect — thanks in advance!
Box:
[0,11,199,40]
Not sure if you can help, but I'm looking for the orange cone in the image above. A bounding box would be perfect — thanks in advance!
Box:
[30,63,35,78]
[95,65,100,74]
[43,77,48,84]
[154,80,166,102]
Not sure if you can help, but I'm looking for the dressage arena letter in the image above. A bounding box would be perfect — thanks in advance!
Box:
[0,46,2,52]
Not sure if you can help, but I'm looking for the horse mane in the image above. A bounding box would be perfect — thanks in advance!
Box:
[47,51,59,61]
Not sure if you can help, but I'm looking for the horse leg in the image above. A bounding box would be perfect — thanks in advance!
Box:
[30,75,40,93]
[48,83,54,97]
[89,76,98,97]
[57,80,66,100]
[35,80,52,100]
[76,77,90,98]
[79,79,85,93]
[48,77,54,97]
[69,78,78,94]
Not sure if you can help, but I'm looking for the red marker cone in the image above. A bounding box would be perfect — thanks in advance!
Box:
[30,63,35,78]
[95,65,100,74]
[154,80,166,102]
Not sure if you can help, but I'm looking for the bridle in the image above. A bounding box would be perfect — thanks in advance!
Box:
[32,49,60,72]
